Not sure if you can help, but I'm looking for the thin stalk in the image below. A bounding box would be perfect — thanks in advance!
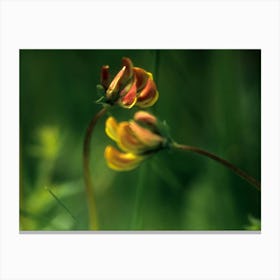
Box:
[131,163,146,230]
[172,143,261,191]
[154,50,160,84]
[45,186,76,222]
[83,107,107,230]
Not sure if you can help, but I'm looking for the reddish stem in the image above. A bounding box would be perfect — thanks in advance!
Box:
[172,143,260,191]
[83,107,107,230]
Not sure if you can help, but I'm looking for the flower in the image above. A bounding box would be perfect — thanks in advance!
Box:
[100,58,159,109]
[104,111,165,171]
[104,147,143,171]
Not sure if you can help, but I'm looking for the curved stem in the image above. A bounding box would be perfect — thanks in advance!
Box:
[83,107,107,230]
[172,143,261,191]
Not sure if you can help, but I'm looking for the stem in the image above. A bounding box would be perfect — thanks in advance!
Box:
[83,107,107,230]
[172,143,261,191]
[131,163,146,229]
[45,186,76,222]
[154,50,160,84]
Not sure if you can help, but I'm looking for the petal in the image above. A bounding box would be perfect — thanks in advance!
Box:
[118,78,137,109]
[136,78,159,108]
[104,146,143,171]
[105,117,119,142]
[134,111,158,126]
[129,121,163,148]
[133,67,149,92]
[106,66,126,100]
[147,72,154,80]
[121,57,134,82]
[117,122,147,153]
[100,65,110,90]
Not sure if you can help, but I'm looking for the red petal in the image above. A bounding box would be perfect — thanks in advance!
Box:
[136,78,159,107]
[133,67,149,92]
[119,82,137,108]
[134,111,158,126]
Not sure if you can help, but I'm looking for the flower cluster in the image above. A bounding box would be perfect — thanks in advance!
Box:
[104,111,165,171]
[100,57,159,108]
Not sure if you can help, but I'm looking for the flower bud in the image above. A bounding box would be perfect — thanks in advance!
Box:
[106,66,126,101]
[99,57,159,109]
[104,111,165,171]
[134,110,158,126]
[100,65,110,90]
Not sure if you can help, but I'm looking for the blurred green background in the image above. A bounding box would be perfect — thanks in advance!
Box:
[20,50,261,231]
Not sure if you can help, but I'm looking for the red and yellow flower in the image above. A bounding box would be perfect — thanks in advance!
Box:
[100,58,159,109]
[104,111,164,171]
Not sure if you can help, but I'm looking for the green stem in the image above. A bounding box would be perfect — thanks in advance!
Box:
[45,186,76,221]
[172,143,261,191]
[154,50,160,84]
[83,107,107,230]
[131,163,146,229]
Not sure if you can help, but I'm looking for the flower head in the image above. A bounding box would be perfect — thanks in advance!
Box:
[104,111,166,171]
[100,58,159,109]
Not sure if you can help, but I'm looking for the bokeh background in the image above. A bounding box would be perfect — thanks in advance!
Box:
[20,50,261,231]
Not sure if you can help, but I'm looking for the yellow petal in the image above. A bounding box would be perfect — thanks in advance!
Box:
[104,146,143,171]
[147,72,153,80]
[105,117,119,142]
[137,90,159,108]
[117,122,147,153]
